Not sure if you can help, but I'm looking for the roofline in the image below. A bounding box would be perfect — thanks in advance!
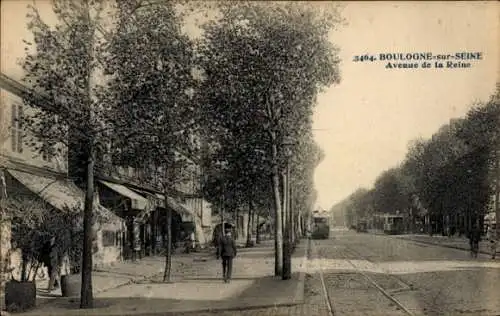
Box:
[0,72,53,111]
[0,72,202,165]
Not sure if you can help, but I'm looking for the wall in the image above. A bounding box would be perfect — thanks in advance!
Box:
[0,221,11,289]
[93,220,125,268]
[0,88,68,174]
[201,200,212,227]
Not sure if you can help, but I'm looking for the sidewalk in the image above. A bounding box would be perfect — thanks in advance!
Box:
[13,239,309,316]
[32,250,214,301]
[391,233,497,256]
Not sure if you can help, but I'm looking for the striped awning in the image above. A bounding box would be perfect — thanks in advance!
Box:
[7,169,119,223]
[99,180,150,211]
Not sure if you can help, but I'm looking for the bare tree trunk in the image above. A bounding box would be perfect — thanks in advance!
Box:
[271,140,283,277]
[80,147,95,308]
[252,209,256,237]
[289,185,294,245]
[256,215,261,244]
[235,207,239,240]
[163,190,172,283]
[296,211,303,239]
[221,182,225,236]
[246,200,253,247]
[81,0,97,307]
[282,169,288,248]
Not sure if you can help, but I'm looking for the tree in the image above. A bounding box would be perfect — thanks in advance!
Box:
[103,0,198,283]
[371,168,410,215]
[197,1,341,276]
[455,89,500,230]
[21,0,110,308]
[290,132,325,239]
[400,95,498,235]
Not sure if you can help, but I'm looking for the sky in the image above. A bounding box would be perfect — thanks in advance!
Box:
[1,1,499,210]
[312,1,499,210]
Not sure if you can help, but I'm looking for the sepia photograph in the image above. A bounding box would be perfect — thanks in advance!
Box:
[0,1,498,315]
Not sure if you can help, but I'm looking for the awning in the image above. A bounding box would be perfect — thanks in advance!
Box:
[99,180,149,210]
[155,193,194,221]
[128,188,163,222]
[9,169,84,211]
[7,169,118,222]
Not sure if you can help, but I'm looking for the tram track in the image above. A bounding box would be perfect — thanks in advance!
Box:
[311,239,415,316]
[310,239,335,316]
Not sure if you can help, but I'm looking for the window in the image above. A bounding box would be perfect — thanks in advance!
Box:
[10,103,23,153]
[314,217,327,224]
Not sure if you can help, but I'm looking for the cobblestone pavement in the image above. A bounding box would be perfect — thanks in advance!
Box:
[13,232,500,316]
[310,230,500,316]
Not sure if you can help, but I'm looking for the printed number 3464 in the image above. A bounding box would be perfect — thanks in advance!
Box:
[353,55,376,62]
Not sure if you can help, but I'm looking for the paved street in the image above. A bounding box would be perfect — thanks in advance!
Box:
[8,231,500,316]
[307,229,500,316]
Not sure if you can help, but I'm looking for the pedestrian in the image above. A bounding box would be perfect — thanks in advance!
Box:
[217,228,237,283]
[190,231,196,250]
[486,225,498,259]
[41,237,60,291]
[468,226,481,258]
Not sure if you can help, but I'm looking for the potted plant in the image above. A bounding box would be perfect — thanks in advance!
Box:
[2,195,48,313]
[59,213,83,298]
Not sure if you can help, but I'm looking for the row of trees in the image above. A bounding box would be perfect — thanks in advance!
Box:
[337,86,499,235]
[16,0,340,308]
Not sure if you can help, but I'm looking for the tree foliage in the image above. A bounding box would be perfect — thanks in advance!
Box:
[197,1,340,213]
[334,87,499,234]
[196,1,341,274]
[21,0,110,307]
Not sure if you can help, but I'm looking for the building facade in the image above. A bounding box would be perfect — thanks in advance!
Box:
[0,73,125,284]
[89,150,212,259]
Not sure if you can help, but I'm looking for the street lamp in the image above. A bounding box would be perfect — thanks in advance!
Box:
[282,137,293,280]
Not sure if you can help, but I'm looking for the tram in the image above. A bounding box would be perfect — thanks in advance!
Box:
[311,211,330,239]
[382,214,405,235]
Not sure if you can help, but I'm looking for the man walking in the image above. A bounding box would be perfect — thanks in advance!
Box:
[41,236,60,291]
[217,228,237,283]
[468,225,481,258]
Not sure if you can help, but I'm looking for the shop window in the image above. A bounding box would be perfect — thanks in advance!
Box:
[102,230,115,247]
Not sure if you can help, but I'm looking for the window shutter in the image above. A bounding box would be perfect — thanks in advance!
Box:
[17,105,23,153]
[11,104,17,152]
